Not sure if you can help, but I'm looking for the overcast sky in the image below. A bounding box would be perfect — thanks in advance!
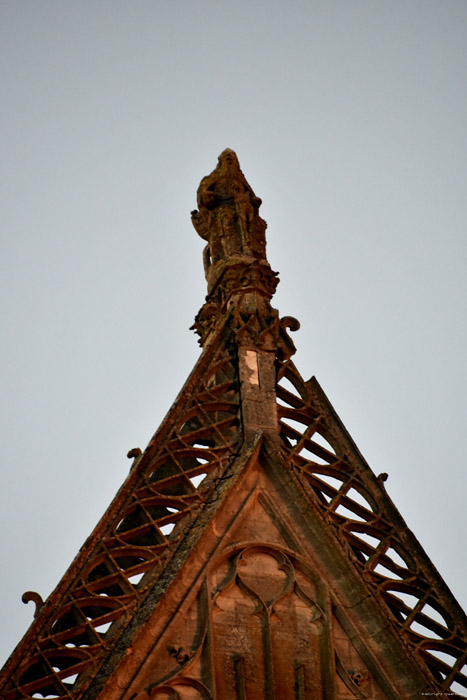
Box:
[1,1,466,667]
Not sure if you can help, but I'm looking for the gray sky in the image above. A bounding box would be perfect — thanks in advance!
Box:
[1,1,466,666]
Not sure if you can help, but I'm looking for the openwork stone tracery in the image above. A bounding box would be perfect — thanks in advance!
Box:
[3,341,242,700]
[1,150,466,700]
[276,360,467,696]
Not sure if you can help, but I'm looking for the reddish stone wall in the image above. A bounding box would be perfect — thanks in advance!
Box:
[110,454,392,700]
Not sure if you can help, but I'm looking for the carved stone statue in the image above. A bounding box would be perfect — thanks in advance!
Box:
[191,149,267,275]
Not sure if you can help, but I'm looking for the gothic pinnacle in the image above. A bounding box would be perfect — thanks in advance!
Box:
[190,151,298,362]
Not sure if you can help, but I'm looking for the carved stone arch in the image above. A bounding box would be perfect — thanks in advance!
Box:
[207,542,330,699]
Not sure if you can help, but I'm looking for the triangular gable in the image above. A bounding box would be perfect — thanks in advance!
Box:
[1,149,465,700]
[77,433,433,700]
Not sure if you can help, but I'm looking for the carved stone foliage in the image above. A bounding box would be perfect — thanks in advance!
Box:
[191,261,280,336]
[192,294,299,374]
[1,343,241,700]
[276,360,467,698]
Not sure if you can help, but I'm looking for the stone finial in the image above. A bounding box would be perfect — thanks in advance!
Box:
[191,149,267,282]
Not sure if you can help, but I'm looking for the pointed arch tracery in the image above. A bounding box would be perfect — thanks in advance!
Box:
[132,544,328,700]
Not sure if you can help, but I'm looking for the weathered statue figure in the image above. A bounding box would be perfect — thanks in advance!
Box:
[191,149,267,273]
